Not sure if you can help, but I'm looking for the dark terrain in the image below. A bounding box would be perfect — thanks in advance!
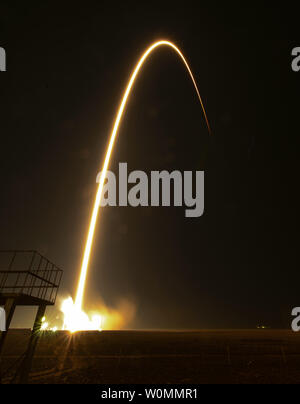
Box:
[1,329,300,384]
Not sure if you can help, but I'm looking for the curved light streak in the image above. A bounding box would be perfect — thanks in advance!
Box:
[75,40,211,309]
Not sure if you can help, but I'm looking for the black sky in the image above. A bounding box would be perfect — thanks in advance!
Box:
[0,2,299,329]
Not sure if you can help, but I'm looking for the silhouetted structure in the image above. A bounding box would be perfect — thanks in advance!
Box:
[0,250,63,383]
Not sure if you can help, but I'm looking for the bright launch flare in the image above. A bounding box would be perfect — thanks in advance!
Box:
[65,40,211,332]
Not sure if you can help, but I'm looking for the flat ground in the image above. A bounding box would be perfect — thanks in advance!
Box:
[0,329,300,384]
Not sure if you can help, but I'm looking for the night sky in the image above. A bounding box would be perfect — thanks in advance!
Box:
[0,3,298,329]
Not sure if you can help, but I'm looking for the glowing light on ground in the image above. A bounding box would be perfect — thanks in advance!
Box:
[61,40,210,331]
[40,317,49,330]
[61,297,102,332]
[40,298,135,332]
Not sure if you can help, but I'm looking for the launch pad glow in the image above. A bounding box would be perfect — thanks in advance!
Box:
[63,40,211,332]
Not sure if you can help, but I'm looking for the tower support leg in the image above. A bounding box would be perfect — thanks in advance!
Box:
[18,304,46,384]
[0,298,16,355]
[0,298,17,383]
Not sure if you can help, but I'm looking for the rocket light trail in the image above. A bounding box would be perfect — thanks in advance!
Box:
[63,40,211,332]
